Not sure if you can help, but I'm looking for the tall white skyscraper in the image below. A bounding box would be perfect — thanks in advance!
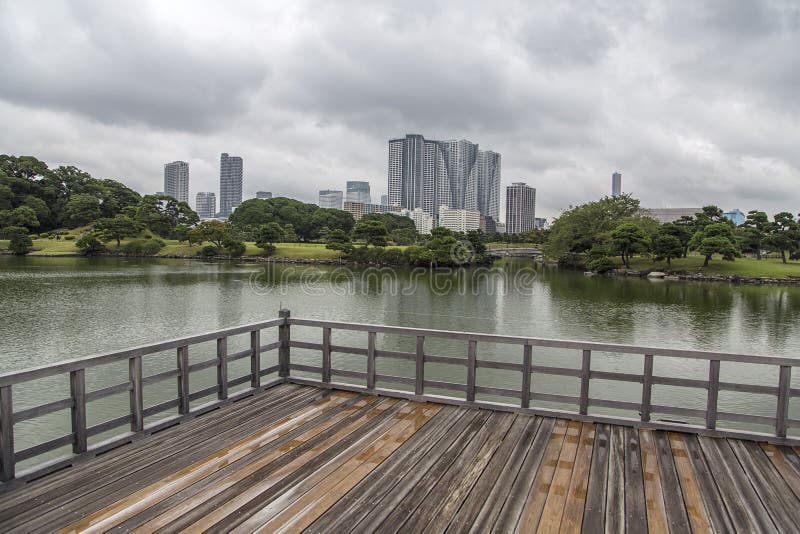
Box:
[163,161,189,203]
[506,182,536,234]
[387,134,500,224]
[346,181,371,204]
[219,153,243,218]
[319,189,343,209]
[195,192,216,219]
[612,172,622,197]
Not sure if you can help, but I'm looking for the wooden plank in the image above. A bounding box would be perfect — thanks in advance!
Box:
[70,369,87,454]
[250,330,261,388]
[415,335,424,396]
[653,430,691,532]
[697,435,774,532]
[682,434,735,532]
[641,354,653,422]
[446,415,536,531]
[638,429,669,534]
[668,432,712,533]
[216,337,228,400]
[278,309,290,378]
[606,426,626,534]
[623,426,647,532]
[761,443,800,500]
[579,349,591,415]
[367,331,376,390]
[581,424,609,534]
[1,385,14,482]
[521,344,532,409]
[322,327,331,383]
[777,365,791,437]
[466,340,477,402]
[536,420,582,533]
[128,355,143,432]
[467,416,552,533]
[728,439,800,531]
[559,423,596,532]
[706,359,720,429]
[177,345,190,415]
[306,406,468,533]
[505,418,568,532]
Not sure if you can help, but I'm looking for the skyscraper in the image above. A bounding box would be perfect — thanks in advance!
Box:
[256,191,273,199]
[380,194,388,206]
[612,172,622,197]
[387,134,500,223]
[195,192,216,219]
[219,153,243,218]
[506,183,536,234]
[346,181,371,204]
[163,161,189,203]
[319,189,344,209]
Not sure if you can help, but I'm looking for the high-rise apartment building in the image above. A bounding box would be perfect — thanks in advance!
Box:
[346,181,371,204]
[506,183,536,234]
[219,153,243,218]
[164,161,189,203]
[612,172,622,197]
[380,194,388,206]
[438,206,481,233]
[400,208,434,234]
[387,134,500,223]
[344,201,401,221]
[256,191,272,199]
[195,192,216,219]
[319,190,344,209]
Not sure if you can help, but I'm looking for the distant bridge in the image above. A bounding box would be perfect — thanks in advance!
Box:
[486,247,542,257]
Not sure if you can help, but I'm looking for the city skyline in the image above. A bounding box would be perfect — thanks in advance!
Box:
[2,2,798,220]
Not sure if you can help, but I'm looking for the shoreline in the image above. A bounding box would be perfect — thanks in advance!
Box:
[605,268,800,285]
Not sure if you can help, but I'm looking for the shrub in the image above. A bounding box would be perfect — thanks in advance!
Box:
[121,238,165,256]
[259,243,277,257]
[3,226,32,255]
[75,232,106,255]
[201,245,219,257]
[64,235,76,241]
[222,238,246,257]
[587,256,616,273]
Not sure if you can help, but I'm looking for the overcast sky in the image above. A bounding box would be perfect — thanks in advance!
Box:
[1,0,798,220]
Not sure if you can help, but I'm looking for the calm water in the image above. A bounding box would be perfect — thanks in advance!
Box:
[2,256,800,464]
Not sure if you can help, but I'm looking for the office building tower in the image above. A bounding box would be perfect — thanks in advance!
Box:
[387,134,500,222]
[723,208,746,226]
[346,181,371,204]
[319,190,344,210]
[438,206,481,233]
[344,201,401,221]
[506,183,536,234]
[612,172,622,197]
[380,194,388,206]
[495,222,506,234]
[219,153,243,218]
[163,161,189,203]
[400,208,434,234]
[534,217,548,229]
[195,192,216,219]
[256,191,273,199]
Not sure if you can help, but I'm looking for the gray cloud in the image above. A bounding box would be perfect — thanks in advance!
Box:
[0,0,798,220]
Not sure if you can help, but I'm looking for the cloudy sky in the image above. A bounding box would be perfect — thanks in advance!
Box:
[1,0,798,220]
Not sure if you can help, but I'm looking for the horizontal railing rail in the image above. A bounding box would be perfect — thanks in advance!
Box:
[3,309,799,488]
[284,315,800,447]
[0,315,289,485]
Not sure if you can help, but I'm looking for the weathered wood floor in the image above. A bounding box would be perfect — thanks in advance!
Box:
[1,384,800,533]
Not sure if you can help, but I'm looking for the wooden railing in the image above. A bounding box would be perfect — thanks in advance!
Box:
[0,315,288,484]
[1,309,798,485]
[284,315,800,446]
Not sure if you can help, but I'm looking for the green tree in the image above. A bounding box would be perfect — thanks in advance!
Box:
[172,223,191,244]
[3,226,32,255]
[739,210,771,259]
[134,195,198,237]
[352,219,389,247]
[390,227,417,245]
[64,193,102,227]
[768,212,799,264]
[9,206,40,230]
[609,223,649,268]
[195,220,233,249]
[255,222,284,255]
[690,223,738,267]
[652,232,683,265]
[75,232,106,255]
[95,215,139,248]
[325,229,354,255]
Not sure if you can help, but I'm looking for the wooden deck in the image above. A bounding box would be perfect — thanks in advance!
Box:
[1,384,800,533]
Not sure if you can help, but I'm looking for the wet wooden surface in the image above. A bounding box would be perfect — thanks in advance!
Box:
[1,383,800,533]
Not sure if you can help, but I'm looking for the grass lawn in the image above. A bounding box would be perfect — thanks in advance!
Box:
[628,255,800,278]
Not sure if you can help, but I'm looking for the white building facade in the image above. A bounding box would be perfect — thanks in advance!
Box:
[505,183,536,234]
[401,208,434,234]
[164,161,189,203]
[438,206,481,233]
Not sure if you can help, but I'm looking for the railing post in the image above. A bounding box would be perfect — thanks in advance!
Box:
[129,355,144,432]
[706,360,720,430]
[415,336,425,396]
[467,340,477,403]
[641,354,654,422]
[521,344,532,409]
[177,345,190,415]
[278,309,291,380]
[367,331,377,390]
[322,327,332,383]
[250,330,261,389]
[0,385,14,482]
[776,365,791,438]
[580,349,591,415]
[217,337,228,400]
[70,369,87,454]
